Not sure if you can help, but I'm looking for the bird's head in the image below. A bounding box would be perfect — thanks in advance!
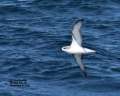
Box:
[61,46,70,52]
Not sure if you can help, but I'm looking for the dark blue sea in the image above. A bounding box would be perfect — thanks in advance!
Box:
[0,0,120,96]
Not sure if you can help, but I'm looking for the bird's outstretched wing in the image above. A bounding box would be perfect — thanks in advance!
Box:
[74,54,87,77]
[72,20,83,46]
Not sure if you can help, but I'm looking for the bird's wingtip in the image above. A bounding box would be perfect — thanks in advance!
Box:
[82,71,87,78]
[74,18,84,24]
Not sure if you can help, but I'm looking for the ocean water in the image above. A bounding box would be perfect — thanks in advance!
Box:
[0,0,120,96]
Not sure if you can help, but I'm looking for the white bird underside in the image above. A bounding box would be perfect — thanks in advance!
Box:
[62,36,95,54]
[61,19,95,77]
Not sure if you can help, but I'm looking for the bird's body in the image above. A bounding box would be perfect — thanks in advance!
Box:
[61,19,95,77]
[62,36,95,54]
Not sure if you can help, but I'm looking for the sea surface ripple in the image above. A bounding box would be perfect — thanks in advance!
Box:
[0,0,120,96]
